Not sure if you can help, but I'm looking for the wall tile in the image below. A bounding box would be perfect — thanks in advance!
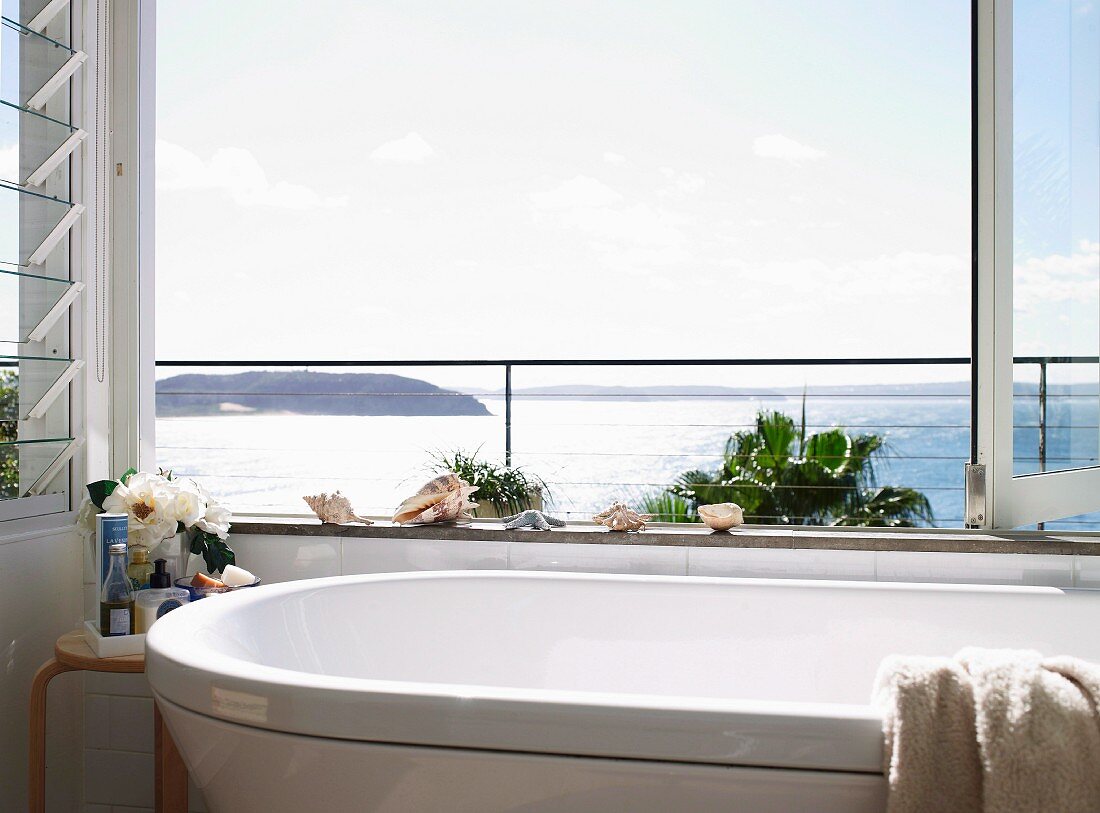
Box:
[876,551,1074,587]
[224,533,340,584]
[84,694,111,749]
[107,696,154,753]
[84,749,153,807]
[84,581,98,623]
[342,537,509,574]
[84,672,152,698]
[687,546,876,581]
[1075,555,1100,589]
[0,527,83,812]
[508,541,688,575]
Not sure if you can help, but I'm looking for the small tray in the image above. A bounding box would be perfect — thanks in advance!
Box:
[83,619,145,658]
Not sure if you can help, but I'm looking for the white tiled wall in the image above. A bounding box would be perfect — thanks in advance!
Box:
[83,531,1096,812]
[0,525,83,813]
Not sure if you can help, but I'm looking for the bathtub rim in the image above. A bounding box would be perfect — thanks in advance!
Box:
[144,570,1070,774]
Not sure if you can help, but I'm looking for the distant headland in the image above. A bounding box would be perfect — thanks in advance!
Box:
[155,371,492,417]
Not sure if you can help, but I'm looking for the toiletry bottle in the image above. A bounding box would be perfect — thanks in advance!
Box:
[127,547,154,591]
[100,543,135,636]
[135,559,190,633]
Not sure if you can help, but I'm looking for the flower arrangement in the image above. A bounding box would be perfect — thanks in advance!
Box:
[79,468,235,573]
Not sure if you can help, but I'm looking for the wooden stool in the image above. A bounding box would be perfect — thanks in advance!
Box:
[28,630,187,813]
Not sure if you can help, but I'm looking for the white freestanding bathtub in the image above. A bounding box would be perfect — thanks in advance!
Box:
[146,570,1100,812]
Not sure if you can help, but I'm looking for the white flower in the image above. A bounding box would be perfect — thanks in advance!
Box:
[102,471,181,548]
[76,498,98,537]
[171,477,208,527]
[188,479,232,539]
[194,499,232,539]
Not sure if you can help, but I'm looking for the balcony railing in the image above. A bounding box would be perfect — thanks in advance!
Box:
[153,356,1100,530]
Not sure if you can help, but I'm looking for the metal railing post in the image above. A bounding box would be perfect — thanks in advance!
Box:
[1038,360,1047,473]
[505,363,512,467]
[1037,360,1047,531]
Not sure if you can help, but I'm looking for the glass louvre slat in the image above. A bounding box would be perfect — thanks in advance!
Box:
[0,16,74,108]
[0,99,77,185]
[0,436,74,498]
[0,180,77,267]
[0,15,72,52]
[0,265,76,343]
[0,434,73,446]
[0,353,76,421]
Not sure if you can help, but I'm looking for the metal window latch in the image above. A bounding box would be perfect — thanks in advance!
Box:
[965,463,987,528]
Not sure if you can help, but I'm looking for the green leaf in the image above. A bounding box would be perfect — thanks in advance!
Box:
[754,411,797,472]
[188,531,205,556]
[804,429,851,473]
[119,467,137,485]
[86,479,118,510]
[191,531,236,574]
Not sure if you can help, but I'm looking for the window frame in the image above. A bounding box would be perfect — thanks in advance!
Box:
[128,0,1100,534]
[971,0,1100,529]
[0,0,90,523]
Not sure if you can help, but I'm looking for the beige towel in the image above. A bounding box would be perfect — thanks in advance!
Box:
[873,648,1100,813]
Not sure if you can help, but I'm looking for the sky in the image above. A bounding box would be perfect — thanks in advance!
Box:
[152,0,1096,387]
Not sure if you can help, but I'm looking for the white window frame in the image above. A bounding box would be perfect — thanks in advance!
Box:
[972,0,1100,529]
[0,0,93,525]
[120,0,1100,534]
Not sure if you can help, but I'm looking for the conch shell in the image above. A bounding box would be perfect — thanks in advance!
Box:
[592,501,650,532]
[303,491,373,525]
[393,472,479,525]
[698,503,744,531]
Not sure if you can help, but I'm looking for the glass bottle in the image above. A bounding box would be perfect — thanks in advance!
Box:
[127,546,154,591]
[99,543,135,636]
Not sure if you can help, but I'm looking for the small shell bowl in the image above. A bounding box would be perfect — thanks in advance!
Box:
[697,503,744,531]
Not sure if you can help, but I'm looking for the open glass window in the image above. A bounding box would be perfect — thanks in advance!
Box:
[0,0,86,518]
[973,0,1100,529]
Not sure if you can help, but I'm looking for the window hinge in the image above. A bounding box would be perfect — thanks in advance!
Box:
[965,463,987,528]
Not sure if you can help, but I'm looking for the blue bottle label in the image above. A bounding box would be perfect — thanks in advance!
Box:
[109,608,130,635]
[97,514,129,585]
[156,598,184,619]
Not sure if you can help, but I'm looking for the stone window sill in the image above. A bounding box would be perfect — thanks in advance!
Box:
[229,516,1100,557]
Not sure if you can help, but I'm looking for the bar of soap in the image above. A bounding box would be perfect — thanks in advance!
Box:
[191,572,224,589]
[220,564,256,587]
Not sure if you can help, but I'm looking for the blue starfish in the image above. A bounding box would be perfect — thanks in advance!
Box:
[502,510,566,531]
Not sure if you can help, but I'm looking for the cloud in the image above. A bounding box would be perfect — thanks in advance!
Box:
[0,143,16,181]
[752,134,826,164]
[660,167,706,194]
[603,151,627,165]
[530,175,624,209]
[716,252,969,355]
[369,132,436,164]
[1014,241,1100,308]
[157,140,346,209]
[561,203,688,248]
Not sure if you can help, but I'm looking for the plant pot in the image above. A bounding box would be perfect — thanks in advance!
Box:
[472,492,543,519]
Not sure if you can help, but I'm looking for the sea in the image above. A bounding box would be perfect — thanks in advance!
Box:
[155,391,1100,531]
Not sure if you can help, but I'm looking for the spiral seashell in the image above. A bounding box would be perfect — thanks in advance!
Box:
[303,491,373,525]
[592,501,651,532]
[393,473,479,525]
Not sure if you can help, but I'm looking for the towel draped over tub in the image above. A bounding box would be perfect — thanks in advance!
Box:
[873,648,1100,813]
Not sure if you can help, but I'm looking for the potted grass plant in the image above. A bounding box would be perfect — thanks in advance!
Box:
[430,448,549,519]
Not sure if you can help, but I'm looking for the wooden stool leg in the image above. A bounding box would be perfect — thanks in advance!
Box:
[154,701,188,813]
[28,658,76,813]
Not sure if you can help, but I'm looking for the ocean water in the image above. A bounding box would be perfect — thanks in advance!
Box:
[155,393,1100,530]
